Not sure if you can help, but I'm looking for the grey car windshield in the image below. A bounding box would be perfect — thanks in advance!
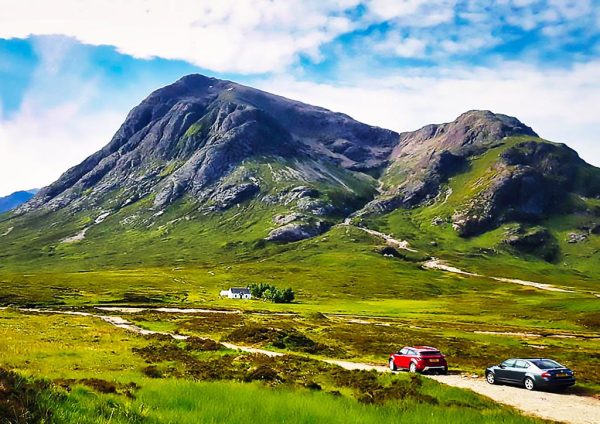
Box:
[531,359,562,369]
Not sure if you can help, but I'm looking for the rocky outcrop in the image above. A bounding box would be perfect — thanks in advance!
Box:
[296,198,335,216]
[273,213,304,226]
[451,141,598,237]
[567,233,588,244]
[393,111,537,158]
[207,183,259,211]
[503,225,559,262]
[265,221,329,243]
[356,111,538,218]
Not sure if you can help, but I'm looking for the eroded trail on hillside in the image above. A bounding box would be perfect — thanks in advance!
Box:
[343,222,580,294]
[8,306,600,424]
[345,223,418,252]
[422,258,577,293]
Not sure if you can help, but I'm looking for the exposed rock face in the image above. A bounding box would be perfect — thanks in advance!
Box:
[265,221,329,243]
[11,74,600,247]
[567,233,588,244]
[17,74,397,215]
[503,225,559,262]
[394,111,537,157]
[207,183,260,211]
[282,186,320,204]
[296,198,335,216]
[273,213,304,226]
[452,142,597,237]
[359,111,538,217]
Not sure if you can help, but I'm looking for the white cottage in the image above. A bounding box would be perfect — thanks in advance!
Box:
[220,287,252,299]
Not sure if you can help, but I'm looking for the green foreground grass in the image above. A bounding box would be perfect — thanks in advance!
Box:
[33,380,544,424]
[0,310,545,423]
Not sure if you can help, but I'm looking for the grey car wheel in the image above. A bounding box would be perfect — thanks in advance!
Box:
[524,377,535,391]
[389,359,397,371]
[486,372,496,385]
[409,362,417,373]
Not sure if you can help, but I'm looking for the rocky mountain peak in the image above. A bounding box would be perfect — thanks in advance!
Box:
[10,75,599,249]
[393,110,537,161]
[17,74,397,215]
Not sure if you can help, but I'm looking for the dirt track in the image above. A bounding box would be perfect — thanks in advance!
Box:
[427,374,600,424]
[9,307,600,424]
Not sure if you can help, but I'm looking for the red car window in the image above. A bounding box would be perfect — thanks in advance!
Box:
[420,351,441,356]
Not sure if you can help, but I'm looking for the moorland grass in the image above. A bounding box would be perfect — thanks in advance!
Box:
[0,309,549,423]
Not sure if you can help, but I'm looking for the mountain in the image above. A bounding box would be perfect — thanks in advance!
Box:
[16,74,398,241]
[2,74,599,280]
[0,189,38,213]
[360,111,600,237]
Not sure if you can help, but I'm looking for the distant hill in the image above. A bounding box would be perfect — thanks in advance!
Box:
[0,189,38,213]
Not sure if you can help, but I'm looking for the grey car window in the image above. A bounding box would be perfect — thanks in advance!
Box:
[515,360,529,369]
[531,359,562,369]
[501,359,516,367]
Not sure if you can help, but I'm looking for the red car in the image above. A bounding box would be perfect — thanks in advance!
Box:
[389,346,448,374]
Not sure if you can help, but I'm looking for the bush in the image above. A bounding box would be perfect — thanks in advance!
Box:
[248,283,295,303]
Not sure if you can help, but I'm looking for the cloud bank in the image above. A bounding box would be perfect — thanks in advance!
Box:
[1,0,598,73]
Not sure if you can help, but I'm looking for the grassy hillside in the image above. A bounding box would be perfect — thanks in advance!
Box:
[364,136,600,287]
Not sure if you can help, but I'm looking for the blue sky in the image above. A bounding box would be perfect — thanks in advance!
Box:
[0,0,599,196]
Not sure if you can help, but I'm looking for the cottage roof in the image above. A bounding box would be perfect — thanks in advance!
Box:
[230,287,251,294]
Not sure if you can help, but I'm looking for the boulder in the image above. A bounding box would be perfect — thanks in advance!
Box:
[567,232,588,244]
[209,182,259,210]
[265,221,329,243]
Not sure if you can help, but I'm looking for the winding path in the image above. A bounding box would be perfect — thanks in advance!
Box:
[344,222,579,293]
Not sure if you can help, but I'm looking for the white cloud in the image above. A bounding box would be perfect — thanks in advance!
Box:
[0,0,361,74]
[256,61,600,167]
[0,36,132,196]
[0,0,596,74]
[372,33,428,57]
[0,102,124,196]
[365,0,456,26]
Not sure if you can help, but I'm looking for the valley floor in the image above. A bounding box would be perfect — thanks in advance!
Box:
[1,305,599,423]
[1,209,599,423]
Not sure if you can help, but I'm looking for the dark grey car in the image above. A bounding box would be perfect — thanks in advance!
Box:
[486,358,575,391]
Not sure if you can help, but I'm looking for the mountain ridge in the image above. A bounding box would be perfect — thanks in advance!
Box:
[0,189,38,213]
[4,74,599,267]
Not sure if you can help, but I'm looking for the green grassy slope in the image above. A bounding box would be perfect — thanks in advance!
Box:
[0,310,545,424]
[363,136,600,288]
